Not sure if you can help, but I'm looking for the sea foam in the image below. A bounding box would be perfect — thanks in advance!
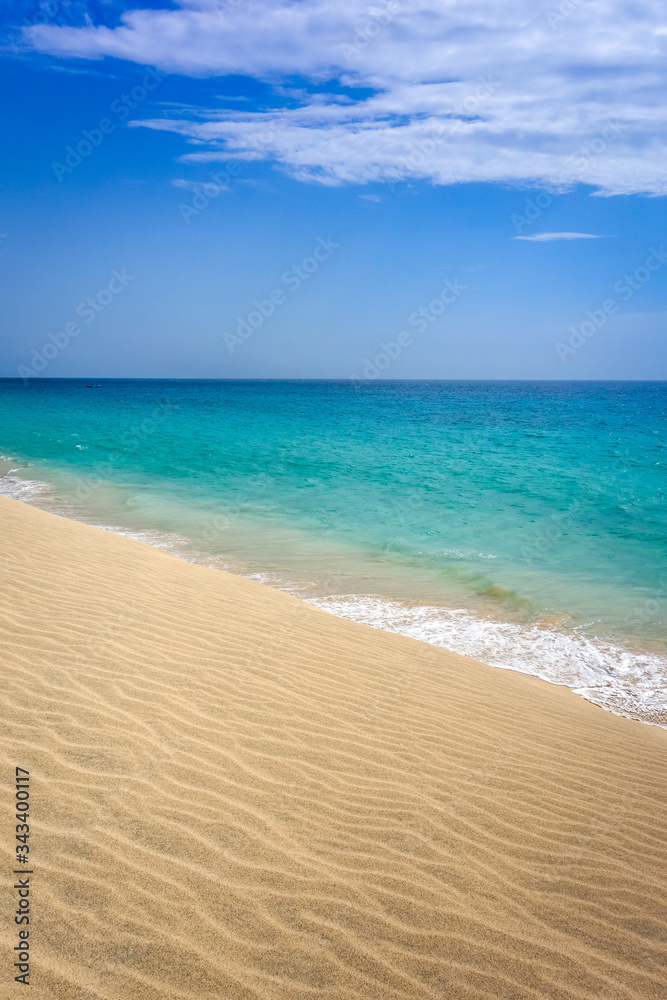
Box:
[304,594,667,727]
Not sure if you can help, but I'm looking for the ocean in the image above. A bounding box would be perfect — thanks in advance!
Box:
[1,378,665,725]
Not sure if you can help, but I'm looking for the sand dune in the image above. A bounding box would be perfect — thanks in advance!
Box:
[1,495,666,999]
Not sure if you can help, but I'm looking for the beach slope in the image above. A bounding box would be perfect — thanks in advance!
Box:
[0,495,666,1000]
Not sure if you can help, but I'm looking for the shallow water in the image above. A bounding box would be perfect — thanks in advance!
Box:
[1,378,665,724]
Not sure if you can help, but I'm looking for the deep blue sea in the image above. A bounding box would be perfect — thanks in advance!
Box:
[1,379,665,724]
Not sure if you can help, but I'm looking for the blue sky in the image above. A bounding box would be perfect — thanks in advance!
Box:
[1,0,666,379]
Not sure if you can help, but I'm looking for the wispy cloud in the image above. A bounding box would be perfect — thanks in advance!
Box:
[22,0,667,194]
[171,177,231,194]
[513,232,606,242]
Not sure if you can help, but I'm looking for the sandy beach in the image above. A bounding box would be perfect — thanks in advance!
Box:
[1,494,666,999]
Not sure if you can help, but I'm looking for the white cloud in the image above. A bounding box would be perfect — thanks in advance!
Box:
[171,177,230,193]
[23,0,667,194]
[513,232,605,241]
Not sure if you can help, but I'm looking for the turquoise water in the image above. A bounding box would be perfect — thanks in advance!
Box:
[1,379,665,723]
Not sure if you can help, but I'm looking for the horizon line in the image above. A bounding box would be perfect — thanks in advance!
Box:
[1,377,665,384]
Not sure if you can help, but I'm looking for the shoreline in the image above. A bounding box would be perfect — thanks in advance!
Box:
[1,494,666,999]
[1,460,666,729]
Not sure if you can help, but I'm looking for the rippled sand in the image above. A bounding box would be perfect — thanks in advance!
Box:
[1,496,666,999]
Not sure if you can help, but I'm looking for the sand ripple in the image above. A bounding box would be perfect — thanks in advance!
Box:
[1,497,666,999]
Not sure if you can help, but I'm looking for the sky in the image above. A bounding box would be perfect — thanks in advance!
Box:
[1,0,666,380]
